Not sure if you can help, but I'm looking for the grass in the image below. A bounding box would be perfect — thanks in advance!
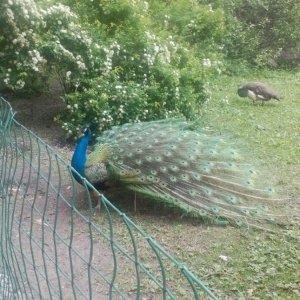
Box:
[193,69,300,299]
[202,70,300,198]
[107,69,300,299]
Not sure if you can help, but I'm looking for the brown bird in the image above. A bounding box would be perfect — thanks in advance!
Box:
[237,82,282,105]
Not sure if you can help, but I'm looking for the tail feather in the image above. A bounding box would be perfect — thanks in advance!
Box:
[86,119,285,229]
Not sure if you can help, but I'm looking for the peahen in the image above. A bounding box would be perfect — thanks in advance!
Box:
[237,82,282,105]
[71,119,283,229]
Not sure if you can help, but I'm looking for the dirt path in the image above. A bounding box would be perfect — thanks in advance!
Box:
[2,86,67,147]
[1,89,124,299]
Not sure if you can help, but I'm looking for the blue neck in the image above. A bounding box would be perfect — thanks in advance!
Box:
[71,129,91,182]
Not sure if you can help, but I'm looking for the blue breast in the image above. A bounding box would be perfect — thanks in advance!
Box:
[71,128,91,184]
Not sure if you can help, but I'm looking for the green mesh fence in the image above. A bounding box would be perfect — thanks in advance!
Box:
[0,96,219,300]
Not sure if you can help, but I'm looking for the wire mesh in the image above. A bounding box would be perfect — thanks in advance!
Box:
[0,96,219,300]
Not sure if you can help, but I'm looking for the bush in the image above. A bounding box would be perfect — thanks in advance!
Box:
[55,0,221,138]
[0,1,101,94]
[0,0,47,94]
[1,0,225,138]
[57,30,208,138]
[219,0,300,67]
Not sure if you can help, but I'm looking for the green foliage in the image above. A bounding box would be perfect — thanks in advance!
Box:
[219,0,300,67]
[58,37,206,138]
[149,1,225,49]
[0,1,101,94]
[1,0,225,137]
[0,0,47,94]
[54,0,221,138]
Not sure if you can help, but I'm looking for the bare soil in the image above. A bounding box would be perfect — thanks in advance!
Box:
[2,88,121,299]
[2,85,68,147]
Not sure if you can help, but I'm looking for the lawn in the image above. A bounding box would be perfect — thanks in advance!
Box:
[117,69,300,299]
[198,70,300,299]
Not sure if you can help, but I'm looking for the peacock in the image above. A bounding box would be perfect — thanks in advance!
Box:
[237,81,282,105]
[71,119,283,229]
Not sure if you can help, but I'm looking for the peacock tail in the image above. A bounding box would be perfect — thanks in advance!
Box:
[75,119,284,229]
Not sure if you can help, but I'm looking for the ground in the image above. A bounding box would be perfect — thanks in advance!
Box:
[2,87,216,299]
[2,85,67,148]
[1,88,125,299]
[2,72,300,299]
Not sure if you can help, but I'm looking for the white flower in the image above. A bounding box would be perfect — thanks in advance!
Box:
[154,45,160,54]
[222,96,229,105]
[6,8,14,20]
[219,255,228,261]
[203,58,211,68]
[76,61,86,70]
[169,41,175,47]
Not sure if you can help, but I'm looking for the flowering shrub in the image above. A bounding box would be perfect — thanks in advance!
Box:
[0,0,46,93]
[58,37,208,137]
[54,0,225,138]
[1,0,223,138]
[0,0,100,94]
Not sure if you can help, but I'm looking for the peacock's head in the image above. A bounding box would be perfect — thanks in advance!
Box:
[80,126,92,139]
[237,86,248,98]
